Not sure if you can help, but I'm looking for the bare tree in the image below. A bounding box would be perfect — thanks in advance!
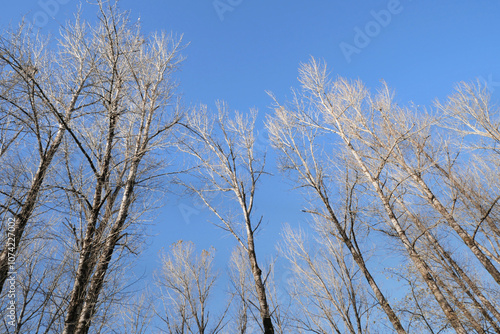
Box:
[267,58,500,333]
[118,291,156,334]
[227,246,255,334]
[227,245,290,334]
[176,103,275,333]
[50,2,184,333]
[0,12,95,293]
[280,220,377,334]
[266,87,407,333]
[0,228,72,334]
[262,262,291,334]
[0,2,182,332]
[4,3,499,333]
[436,82,500,262]
[155,240,227,334]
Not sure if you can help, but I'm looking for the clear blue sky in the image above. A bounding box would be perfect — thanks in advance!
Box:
[2,0,500,308]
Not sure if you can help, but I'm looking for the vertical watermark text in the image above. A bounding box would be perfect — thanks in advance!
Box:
[5,217,17,327]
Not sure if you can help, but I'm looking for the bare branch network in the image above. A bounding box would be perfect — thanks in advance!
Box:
[0,1,499,334]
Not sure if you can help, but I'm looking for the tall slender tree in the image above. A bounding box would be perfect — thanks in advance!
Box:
[176,103,275,334]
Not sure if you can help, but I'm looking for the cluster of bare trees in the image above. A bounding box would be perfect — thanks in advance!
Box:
[265,59,500,333]
[0,1,183,333]
[1,1,499,332]
[153,57,500,333]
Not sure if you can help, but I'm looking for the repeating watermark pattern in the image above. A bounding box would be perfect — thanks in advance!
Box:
[33,0,72,28]
[479,74,500,94]
[246,320,259,333]
[178,199,204,225]
[339,0,411,64]
[213,0,243,21]
[253,127,271,153]
[5,217,17,327]
[280,270,297,288]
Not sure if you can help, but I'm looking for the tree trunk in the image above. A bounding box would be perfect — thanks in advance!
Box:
[244,214,274,334]
[0,125,65,292]
[399,198,500,331]
[318,193,407,334]
[74,160,138,334]
[63,113,118,334]
[406,164,500,285]
[338,132,468,334]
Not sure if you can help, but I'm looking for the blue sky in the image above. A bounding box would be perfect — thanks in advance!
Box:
[2,0,500,310]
